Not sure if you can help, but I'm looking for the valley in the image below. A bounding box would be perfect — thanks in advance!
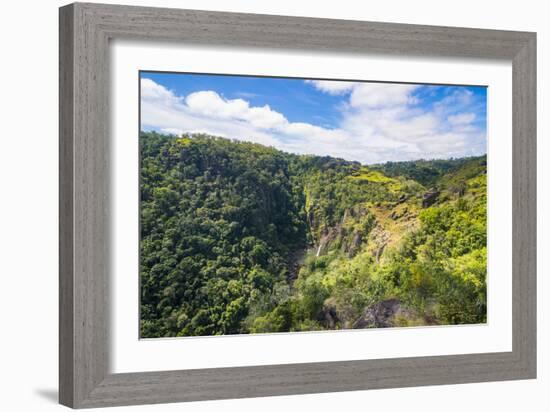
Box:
[140,132,487,337]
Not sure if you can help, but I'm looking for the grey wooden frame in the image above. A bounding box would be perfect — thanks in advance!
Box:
[59,2,536,409]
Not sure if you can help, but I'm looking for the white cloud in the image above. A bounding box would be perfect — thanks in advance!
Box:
[349,83,419,108]
[140,78,486,164]
[185,91,288,129]
[305,80,355,95]
[448,112,476,125]
[434,88,474,111]
[141,78,181,106]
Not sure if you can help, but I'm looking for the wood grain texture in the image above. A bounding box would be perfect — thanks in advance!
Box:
[512,35,537,373]
[60,3,109,407]
[59,4,74,406]
[59,2,537,408]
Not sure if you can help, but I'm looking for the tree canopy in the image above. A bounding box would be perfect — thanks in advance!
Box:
[140,132,487,337]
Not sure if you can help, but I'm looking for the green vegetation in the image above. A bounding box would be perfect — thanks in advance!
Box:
[140,132,487,337]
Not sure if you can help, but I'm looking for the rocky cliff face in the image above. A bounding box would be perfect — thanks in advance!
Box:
[311,196,420,265]
[313,205,374,258]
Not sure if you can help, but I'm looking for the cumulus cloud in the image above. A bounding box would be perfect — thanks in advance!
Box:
[140,77,486,164]
[305,80,355,95]
[349,83,420,108]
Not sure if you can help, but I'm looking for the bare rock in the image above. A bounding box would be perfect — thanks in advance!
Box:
[315,227,338,257]
[353,299,402,329]
[347,231,363,257]
[422,188,439,208]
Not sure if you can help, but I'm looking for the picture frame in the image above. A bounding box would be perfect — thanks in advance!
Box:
[59,2,536,408]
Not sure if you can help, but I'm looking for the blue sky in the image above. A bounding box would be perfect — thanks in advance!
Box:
[140,71,487,164]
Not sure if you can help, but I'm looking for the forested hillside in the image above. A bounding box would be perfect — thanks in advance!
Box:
[140,132,487,337]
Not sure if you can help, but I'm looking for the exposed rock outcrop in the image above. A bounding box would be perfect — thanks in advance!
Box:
[287,248,306,281]
[315,227,339,257]
[347,231,362,258]
[314,206,372,258]
[353,299,401,328]
[422,188,439,208]
[369,224,390,262]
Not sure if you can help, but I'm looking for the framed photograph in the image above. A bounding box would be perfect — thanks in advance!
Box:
[59,2,536,408]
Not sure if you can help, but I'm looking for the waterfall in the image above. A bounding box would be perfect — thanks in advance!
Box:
[316,243,322,257]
